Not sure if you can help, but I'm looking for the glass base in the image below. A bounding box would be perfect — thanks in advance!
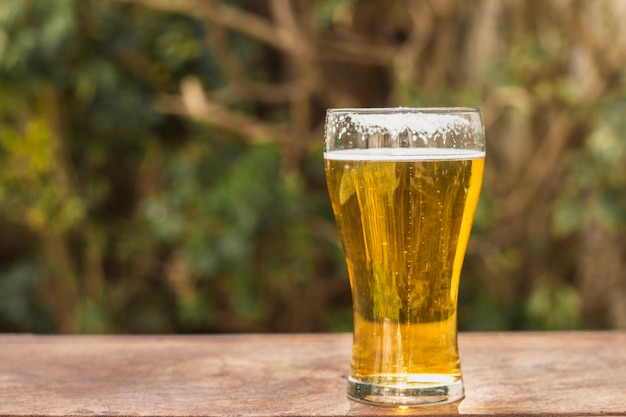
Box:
[347,375,464,407]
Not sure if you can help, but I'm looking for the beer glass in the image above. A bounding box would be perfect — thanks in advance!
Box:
[324,108,485,406]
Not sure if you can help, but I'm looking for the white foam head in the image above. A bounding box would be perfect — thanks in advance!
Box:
[324,108,485,152]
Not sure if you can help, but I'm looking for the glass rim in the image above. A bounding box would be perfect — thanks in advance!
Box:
[326,107,481,115]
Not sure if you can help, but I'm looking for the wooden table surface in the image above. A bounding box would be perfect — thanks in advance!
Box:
[0,332,625,416]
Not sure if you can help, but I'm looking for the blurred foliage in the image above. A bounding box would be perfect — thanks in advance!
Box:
[0,0,625,333]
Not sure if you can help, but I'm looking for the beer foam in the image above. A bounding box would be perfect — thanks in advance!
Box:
[325,108,485,151]
[347,111,470,137]
[324,147,485,161]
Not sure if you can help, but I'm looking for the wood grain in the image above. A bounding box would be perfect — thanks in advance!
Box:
[0,332,624,416]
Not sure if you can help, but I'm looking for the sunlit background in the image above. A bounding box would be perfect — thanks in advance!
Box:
[0,0,625,333]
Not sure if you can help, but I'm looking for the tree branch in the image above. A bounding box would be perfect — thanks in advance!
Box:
[159,77,289,146]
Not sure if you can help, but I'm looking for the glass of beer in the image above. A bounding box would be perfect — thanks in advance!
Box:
[324,108,485,406]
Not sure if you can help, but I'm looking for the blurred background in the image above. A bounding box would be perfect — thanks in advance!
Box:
[0,0,625,334]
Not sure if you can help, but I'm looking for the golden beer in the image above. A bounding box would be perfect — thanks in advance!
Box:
[325,147,484,405]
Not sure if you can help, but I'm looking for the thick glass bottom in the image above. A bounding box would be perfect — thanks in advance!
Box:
[347,374,464,406]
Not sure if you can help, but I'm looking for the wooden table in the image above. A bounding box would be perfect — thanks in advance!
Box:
[0,332,625,416]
